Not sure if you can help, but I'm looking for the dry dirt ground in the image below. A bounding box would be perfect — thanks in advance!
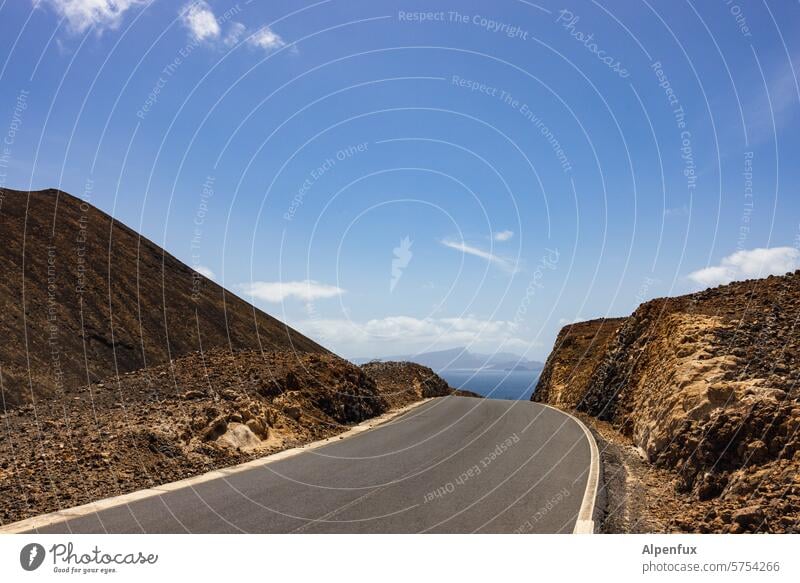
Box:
[0,350,461,526]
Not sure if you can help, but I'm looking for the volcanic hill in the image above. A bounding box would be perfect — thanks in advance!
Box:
[0,188,325,407]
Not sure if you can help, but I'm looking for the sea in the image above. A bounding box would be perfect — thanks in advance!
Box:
[438,369,540,401]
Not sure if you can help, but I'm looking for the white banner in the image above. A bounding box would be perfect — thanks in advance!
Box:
[1,534,797,582]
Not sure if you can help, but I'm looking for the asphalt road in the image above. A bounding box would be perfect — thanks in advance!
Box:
[31,397,593,534]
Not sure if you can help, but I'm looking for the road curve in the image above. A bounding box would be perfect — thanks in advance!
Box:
[29,397,595,534]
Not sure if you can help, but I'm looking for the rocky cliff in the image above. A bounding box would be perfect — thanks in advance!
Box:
[532,318,624,409]
[533,271,800,533]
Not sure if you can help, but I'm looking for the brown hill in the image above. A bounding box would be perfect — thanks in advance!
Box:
[0,188,325,407]
[533,271,800,533]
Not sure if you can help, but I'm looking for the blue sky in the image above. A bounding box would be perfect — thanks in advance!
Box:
[1,0,799,360]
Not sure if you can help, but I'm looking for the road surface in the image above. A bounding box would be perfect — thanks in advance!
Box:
[29,397,595,533]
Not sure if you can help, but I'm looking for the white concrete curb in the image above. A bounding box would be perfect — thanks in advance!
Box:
[539,403,601,534]
[0,399,433,534]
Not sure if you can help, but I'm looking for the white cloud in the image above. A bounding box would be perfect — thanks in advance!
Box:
[441,239,517,272]
[239,280,344,303]
[247,26,286,52]
[35,0,145,34]
[688,247,800,287]
[193,265,215,279]
[294,315,530,352]
[181,0,220,41]
[493,230,514,241]
[177,4,289,53]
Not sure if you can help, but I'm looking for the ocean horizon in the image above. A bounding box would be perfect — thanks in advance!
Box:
[438,369,539,401]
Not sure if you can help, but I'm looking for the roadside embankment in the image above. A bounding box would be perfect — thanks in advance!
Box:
[533,271,800,533]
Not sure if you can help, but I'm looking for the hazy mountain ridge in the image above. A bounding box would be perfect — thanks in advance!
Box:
[354,346,544,372]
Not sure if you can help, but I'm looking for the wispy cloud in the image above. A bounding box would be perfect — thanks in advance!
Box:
[390,236,413,292]
[239,280,344,303]
[223,21,246,47]
[765,63,799,127]
[663,204,689,218]
[493,230,514,241]
[34,0,145,34]
[688,247,800,287]
[441,239,517,272]
[746,53,800,144]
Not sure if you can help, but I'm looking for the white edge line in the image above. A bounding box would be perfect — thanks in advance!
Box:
[538,403,600,534]
[0,398,434,534]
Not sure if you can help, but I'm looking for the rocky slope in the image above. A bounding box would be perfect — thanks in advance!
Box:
[0,350,462,525]
[360,361,478,407]
[0,188,325,407]
[533,271,800,533]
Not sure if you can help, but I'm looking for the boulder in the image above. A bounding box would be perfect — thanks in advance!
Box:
[732,505,764,528]
[202,416,228,441]
[745,440,769,464]
[246,418,268,439]
[283,405,303,421]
